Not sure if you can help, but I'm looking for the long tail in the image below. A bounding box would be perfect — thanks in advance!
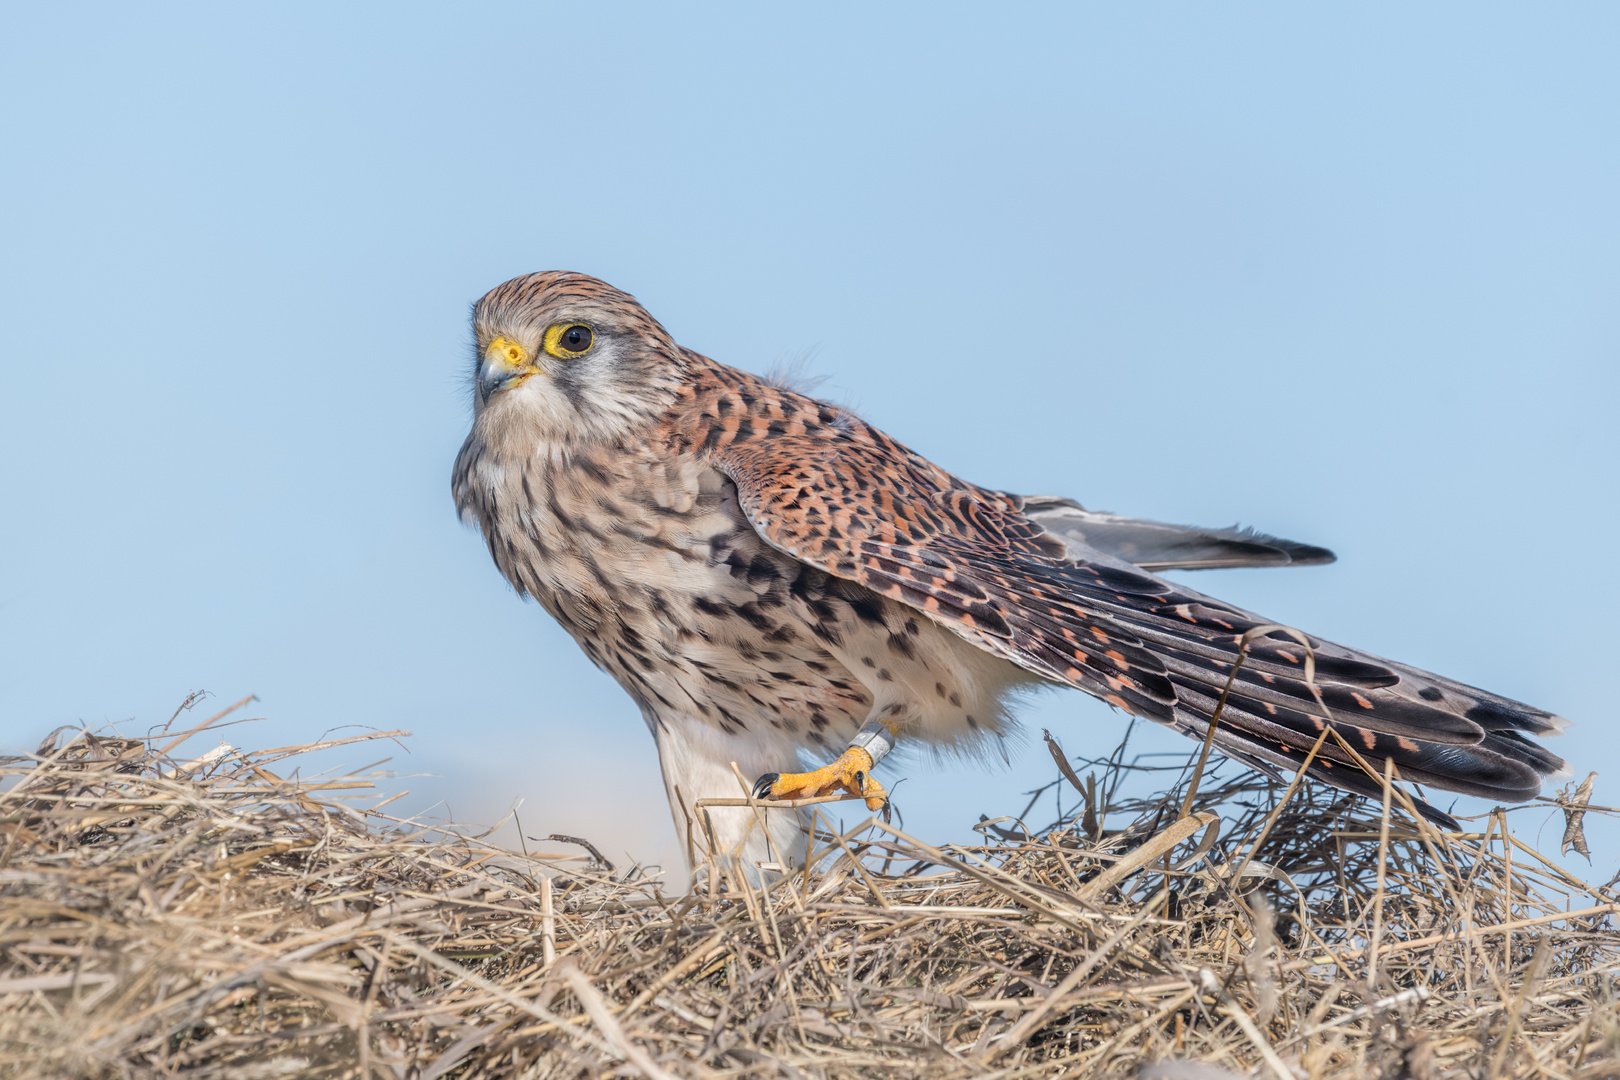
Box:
[1052,559,1568,825]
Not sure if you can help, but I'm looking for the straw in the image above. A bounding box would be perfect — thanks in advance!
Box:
[1,713,1615,1079]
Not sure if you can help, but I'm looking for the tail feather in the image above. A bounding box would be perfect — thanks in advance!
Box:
[824,513,1567,816]
[1005,554,1569,812]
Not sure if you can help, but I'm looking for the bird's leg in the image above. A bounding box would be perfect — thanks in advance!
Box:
[751,719,898,812]
[753,746,887,809]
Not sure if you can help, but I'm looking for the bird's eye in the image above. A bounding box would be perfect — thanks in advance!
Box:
[544,323,594,358]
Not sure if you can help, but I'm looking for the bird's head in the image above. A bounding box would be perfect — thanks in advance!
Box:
[469,272,687,451]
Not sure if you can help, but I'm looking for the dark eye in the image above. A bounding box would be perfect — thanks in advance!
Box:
[561,325,592,352]
[544,323,595,358]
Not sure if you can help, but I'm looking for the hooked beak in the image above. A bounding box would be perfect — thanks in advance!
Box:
[478,337,539,403]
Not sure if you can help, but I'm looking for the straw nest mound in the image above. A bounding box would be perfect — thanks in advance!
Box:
[1,703,1616,1080]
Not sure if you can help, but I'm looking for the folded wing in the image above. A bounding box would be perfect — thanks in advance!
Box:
[700,384,1566,826]
[1020,495,1336,571]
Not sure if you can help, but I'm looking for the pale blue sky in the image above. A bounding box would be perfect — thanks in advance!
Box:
[2,5,1615,877]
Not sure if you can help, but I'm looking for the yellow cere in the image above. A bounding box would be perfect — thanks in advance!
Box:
[487,336,527,364]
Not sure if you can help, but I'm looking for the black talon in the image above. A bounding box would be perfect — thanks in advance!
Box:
[752,772,780,800]
[884,778,906,828]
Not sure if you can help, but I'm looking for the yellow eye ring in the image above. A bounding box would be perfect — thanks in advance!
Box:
[543,323,595,358]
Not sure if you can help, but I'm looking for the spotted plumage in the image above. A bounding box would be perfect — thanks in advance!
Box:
[453,271,1568,869]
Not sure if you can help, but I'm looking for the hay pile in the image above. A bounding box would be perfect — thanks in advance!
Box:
[1,702,1616,1080]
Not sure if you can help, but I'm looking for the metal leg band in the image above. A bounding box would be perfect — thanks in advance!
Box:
[847,720,897,768]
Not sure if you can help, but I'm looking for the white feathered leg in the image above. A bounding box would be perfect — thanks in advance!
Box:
[647,714,809,884]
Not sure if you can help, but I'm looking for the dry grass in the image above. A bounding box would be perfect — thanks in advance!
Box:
[2,699,1617,1080]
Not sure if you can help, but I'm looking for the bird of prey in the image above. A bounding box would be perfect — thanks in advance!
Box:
[453,272,1567,870]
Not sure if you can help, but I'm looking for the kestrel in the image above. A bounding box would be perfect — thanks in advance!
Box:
[453,272,1567,871]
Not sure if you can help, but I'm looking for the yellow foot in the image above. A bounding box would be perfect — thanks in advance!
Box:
[751,747,889,812]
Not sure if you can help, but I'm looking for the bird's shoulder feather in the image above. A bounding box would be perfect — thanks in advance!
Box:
[657,355,1180,718]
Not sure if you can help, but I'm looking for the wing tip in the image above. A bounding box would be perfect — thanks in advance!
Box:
[1224,526,1335,567]
[1279,541,1336,566]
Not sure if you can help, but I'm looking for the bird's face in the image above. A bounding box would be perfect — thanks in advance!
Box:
[469,272,686,452]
